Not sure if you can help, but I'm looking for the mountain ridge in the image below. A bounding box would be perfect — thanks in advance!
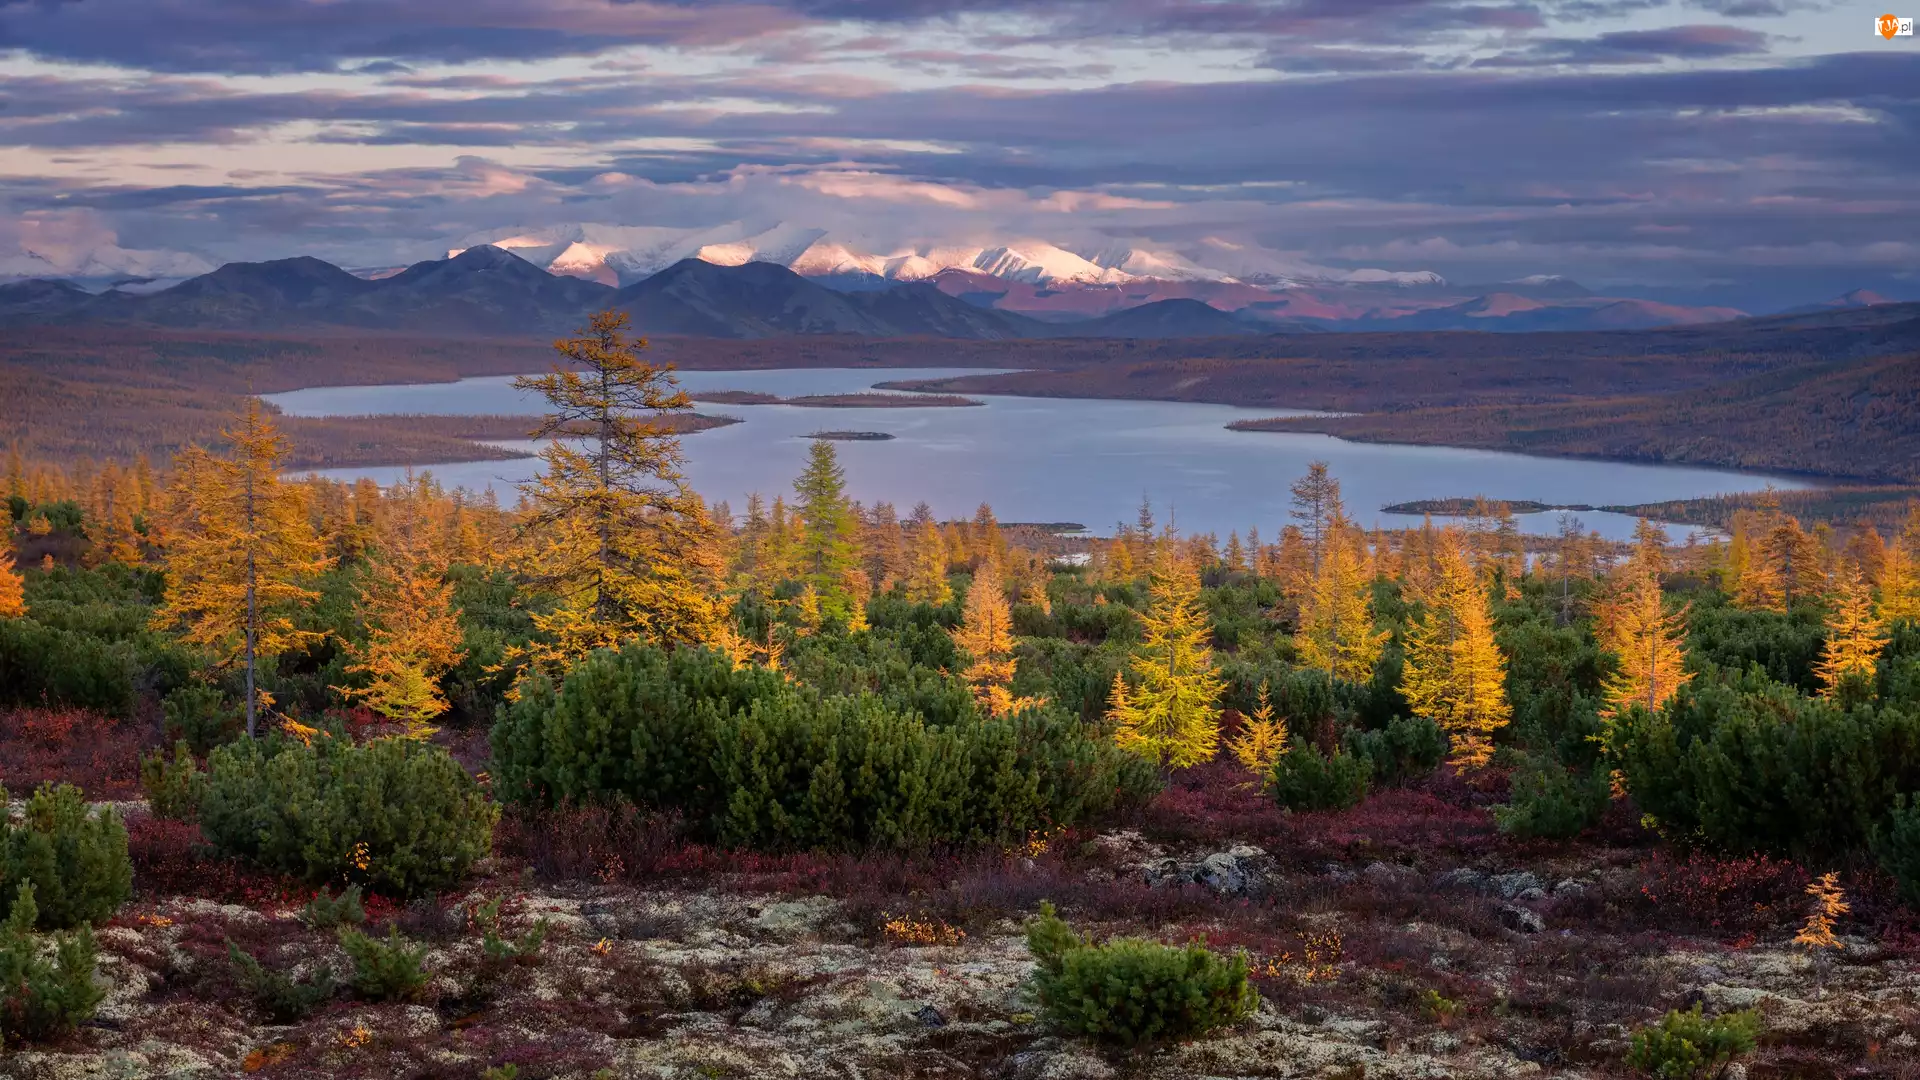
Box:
[0,248,1898,340]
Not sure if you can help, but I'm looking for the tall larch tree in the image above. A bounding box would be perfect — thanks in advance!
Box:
[793,439,862,621]
[1598,565,1691,720]
[1289,460,1340,574]
[0,547,25,619]
[1109,546,1224,769]
[1293,510,1386,684]
[153,401,332,736]
[1400,530,1510,768]
[1816,564,1889,696]
[950,560,1039,716]
[865,501,907,593]
[511,311,726,679]
[336,474,466,736]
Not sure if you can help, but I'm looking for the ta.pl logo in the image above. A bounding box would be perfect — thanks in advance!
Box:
[1879,13,1914,37]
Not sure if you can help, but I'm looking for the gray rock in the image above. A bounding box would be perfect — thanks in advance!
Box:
[1498,904,1546,934]
[1516,887,1547,902]
[1434,868,1487,892]
[1362,861,1415,885]
[1552,879,1587,897]
[1194,851,1251,894]
[1491,871,1544,899]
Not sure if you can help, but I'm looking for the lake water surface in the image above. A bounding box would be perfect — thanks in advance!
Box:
[265,368,1807,542]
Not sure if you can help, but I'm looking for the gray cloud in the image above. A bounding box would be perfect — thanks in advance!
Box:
[0,0,1913,306]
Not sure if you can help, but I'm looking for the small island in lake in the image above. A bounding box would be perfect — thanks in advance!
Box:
[1381,497,1595,516]
[807,430,895,441]
[694,390,983,408]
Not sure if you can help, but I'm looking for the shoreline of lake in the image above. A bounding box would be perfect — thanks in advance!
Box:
[263,367,1813,541]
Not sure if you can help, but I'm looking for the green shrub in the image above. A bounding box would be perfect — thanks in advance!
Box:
[1344,716,1447,787]
[299,885,368,930]
[1269,743,1371,813]
[0,784,133,930]
[1025,902,1257,1045]
[199,730,496,898]
[139,741,207,822]
[492,642,1156,850]
[0,884,105,1048]
[161,685,242,756]
[1609,670,1920,857]
[227,940,337,1023]
[0,617,137,715]
[1624,1005,1761,1079]
[490,643,782,809]
[339,926,432,1002]
[1872,795,1920,905]
[472,895,549,964]
[1493,755,1612,839]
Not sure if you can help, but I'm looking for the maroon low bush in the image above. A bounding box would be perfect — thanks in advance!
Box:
[0,706,151,798]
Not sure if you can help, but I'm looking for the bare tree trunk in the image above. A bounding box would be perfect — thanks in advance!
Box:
[245,466,258,739]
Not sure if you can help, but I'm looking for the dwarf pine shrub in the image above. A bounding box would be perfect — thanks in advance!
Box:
[1493,754,1612,839]
[199,729,496,898]
[0,783,132,931]
[1609,670,1920,858]
[1025,902,1257,1045]
[340,926,432,1002]
[1344,715,1447,787]
[1269,743,1371,812]
[492,642,1156,850]
[140,740,207,822]
[0,884,105,1047]
[227,940,337,1023]
[299,885,368,930]
[161,684,242,755]
[1872,795,1920,904]
[1625,1005,1761,1079]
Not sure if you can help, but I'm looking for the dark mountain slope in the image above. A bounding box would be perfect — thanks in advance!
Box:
[610,260,1043,338]
[1047,298,1261,338]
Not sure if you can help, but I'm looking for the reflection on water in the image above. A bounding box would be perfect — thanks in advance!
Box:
[265,368,1807,542]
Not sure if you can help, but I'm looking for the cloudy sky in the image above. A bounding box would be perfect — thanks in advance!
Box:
[1,0,1915,307]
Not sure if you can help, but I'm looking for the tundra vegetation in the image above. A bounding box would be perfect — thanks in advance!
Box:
[1,312,1918,1076]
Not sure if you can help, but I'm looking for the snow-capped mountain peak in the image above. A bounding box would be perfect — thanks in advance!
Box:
[444,222,1443,292]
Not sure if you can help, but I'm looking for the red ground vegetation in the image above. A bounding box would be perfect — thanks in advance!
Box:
[0,706,152,798]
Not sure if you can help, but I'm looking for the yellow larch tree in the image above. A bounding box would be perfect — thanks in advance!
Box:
[335,474,466,737]
[152,401,333,736]
[1226,681,1288,777]
[1293,510,1387,684]
[86,461,142,567]
[1109,546,1224,769]
[510,311,727,682]
[1400,529,1510,768]
[1815,564,1888,696]
[1021,578,1052,615]
[1630,518,1669,577]
[950,561,1042,717]
[1879,539,1920,623]
[1597,565,1691,720]
[904,502,952,605]
[0,547,25,619]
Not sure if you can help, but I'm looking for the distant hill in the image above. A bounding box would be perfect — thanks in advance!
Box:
[1044,298,1264,338]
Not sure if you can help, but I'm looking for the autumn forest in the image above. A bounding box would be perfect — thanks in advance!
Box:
[5,312,1920,1077]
